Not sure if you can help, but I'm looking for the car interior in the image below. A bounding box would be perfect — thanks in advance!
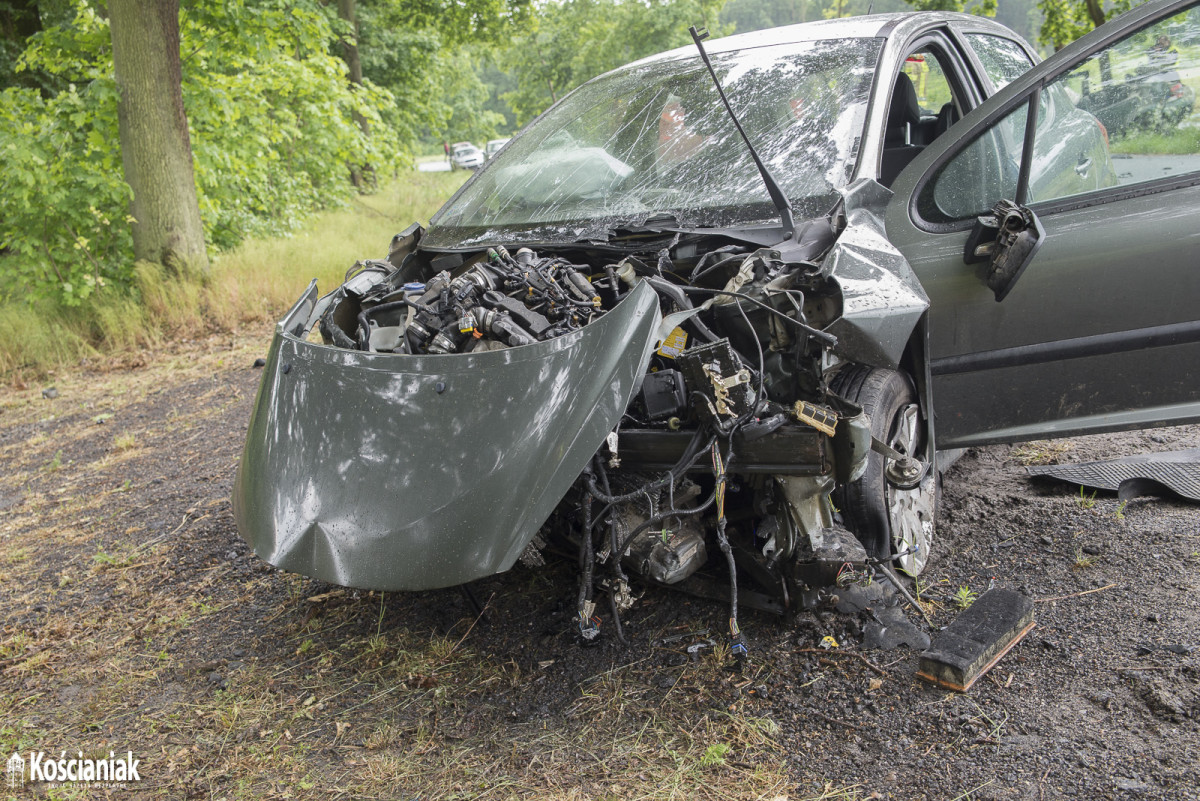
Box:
[880,48,964,186]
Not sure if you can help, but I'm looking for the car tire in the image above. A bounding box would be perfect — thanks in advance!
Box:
[830,364,936,575]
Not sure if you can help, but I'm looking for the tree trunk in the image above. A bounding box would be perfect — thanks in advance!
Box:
[109,0,208,275]
[338,0,364,87]
[337,0,373,189]
[1084,0,1107,30]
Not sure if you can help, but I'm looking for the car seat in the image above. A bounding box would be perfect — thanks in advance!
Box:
[880,72,923,187]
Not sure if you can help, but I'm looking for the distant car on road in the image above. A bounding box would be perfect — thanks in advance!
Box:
[485,138,511,159]
[450,142,485,170]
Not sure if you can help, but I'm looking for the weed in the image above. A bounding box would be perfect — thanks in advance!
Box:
[113,432,137,451]
[949,778,998,801]
[1073,547,1098,570]
[952,585,978,610]
[698,742,731,767]
[1076,486,1097,509]
[46,449,63,471]
[1115,500,1128,521]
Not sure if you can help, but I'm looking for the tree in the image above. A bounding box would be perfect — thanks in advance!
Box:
[502,0,730,125]
[108,0,207,274]
[1037,0,1136,50]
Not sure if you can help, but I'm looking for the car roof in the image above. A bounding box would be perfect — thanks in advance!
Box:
[624,12,1024,67]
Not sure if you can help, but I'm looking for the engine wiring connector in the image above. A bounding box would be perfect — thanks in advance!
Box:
[730,618,749,660]
[577,601,602,641]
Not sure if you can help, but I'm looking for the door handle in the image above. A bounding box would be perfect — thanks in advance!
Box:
[1075,156,1093,178]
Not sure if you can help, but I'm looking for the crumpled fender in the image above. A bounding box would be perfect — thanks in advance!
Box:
[824,178,930,369]
[233,280,662,591]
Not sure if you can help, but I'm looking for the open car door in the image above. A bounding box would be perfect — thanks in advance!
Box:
[886,0,1200,448]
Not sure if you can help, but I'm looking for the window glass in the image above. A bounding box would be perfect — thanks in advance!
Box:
[903,49,955,117]
[918,101,1028,222]
[427,39,881,247]
[1028,9,1200,203]
[966,34,1034,91]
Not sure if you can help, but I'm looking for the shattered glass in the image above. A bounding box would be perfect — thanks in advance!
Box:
[426,39,882,247]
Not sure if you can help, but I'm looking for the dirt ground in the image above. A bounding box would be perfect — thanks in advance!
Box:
[0,331,1197,800]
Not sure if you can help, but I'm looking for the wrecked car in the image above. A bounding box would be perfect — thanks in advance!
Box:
[235,2,1200,649]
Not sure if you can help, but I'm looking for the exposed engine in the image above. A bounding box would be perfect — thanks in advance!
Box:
[319,246,618,355]
[306,222,933,657]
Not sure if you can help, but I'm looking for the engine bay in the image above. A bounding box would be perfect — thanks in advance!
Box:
[293,219,936,653]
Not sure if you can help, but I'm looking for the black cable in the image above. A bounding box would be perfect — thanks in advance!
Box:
[607,585,630,645]
[712,438,745,658]
[609,491,717,567]
[356,311,370,351]
[576,488,595,612]
[690,252,744,283]
[594,459,629,586]
[582,430,714,505]
[676,285,837,348]
[361,298,432,318]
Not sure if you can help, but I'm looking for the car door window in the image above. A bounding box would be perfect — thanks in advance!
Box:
[966,34,1035,91]
[1028,9,1200,202]
[917,101,1028,222]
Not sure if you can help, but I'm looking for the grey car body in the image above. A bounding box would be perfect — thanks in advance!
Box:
[235,2,1200,616]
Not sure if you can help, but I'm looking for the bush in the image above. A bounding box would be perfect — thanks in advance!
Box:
[0,0,405,307]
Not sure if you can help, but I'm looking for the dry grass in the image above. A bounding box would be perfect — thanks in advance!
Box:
[0,172,467,379]
[1009,439,1075,466]
[0,170,924,800]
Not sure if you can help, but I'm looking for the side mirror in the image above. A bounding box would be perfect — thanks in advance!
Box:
[963,199,1046,302]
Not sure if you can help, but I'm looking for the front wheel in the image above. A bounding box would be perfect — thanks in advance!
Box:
[830,365,936,575]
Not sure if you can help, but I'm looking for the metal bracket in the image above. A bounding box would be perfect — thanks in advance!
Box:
[870,435,928,490]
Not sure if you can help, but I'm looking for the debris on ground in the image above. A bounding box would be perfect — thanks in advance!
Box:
[917,587,1036,692]
[1028,449,1200,502]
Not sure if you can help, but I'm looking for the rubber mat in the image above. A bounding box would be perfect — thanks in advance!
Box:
[1027,449,1200,503]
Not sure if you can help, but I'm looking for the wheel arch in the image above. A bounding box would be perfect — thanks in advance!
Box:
[896,310,938,474]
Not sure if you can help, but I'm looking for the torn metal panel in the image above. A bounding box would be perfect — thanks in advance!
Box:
[1028,449,1200,502]
[824,179,929,369]
[233,281,662,591]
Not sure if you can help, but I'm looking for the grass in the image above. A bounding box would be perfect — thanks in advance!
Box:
[0,171,467,379]
[1010,439,1074,466]
[1075,486,1097,510]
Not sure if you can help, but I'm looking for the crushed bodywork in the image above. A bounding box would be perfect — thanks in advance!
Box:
[233,179,934,642]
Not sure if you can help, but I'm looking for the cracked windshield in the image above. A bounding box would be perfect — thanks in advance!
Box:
[428,38,881,246]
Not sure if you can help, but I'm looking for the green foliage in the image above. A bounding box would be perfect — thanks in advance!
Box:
[903,0,997,14]
[0,9,131,305]
[952,584,978,610]
[502,0,730,126]
[181,0,404,249]
[0,0,403,306]
[1038,0,1137,51]
[722,0,910,32]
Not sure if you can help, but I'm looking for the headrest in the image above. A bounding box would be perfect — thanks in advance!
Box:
[888,72,920,129]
